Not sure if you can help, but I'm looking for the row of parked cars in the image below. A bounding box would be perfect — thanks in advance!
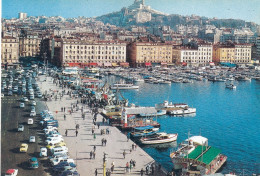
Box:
[39,110,79,176]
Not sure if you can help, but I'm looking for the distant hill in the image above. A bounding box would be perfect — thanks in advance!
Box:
[95,0,257,29]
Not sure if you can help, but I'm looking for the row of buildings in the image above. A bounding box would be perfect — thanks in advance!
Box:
[1,34,254,67]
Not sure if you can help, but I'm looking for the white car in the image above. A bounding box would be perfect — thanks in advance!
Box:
[17,125,24,132]
[39,147,47,157]
[31,101,36,106]
[20,103,25,108]
[21,97,28,102]
[28,118,33,125]
[30,111,36,117]
[29,136,36,143]
[45,137,64,145]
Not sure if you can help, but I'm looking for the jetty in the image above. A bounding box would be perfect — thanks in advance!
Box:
[38,75,168,175]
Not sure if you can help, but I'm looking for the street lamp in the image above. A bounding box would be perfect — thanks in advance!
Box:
[103,152,108,176]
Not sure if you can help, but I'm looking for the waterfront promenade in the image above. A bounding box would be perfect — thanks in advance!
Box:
[38,75,167,176]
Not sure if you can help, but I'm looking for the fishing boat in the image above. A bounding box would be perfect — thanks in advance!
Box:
[139,132,178,145]
[130,125,159,138]
[169,107,196,115]
[111,83,139,90]
[225,83,236,89]
[170,135,227,175]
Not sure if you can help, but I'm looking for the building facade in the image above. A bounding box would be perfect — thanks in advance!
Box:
[213,43,251,64]
[127,42,173,67]
[1,36,19,64]
[19,35,41,57]
[61,39,127,67]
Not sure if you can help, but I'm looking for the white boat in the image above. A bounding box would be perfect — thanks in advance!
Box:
[111,83,139,90]
[169,107,196,115]
[155,101,188,109]
[139,132,178,145]
[225,83,236,89]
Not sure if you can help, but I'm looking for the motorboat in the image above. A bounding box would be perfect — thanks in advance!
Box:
[139,132,178,145]
[155,101,188,109]
[225,83,236,89]
[169,107,196,115]
[130,125,159,138]
[111,83,139,90]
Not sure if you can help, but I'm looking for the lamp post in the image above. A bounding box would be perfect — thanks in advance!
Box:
[103,152,108,176]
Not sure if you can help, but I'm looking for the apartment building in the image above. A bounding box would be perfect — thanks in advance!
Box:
[127,42,173,67]
[19,34,41,57]
[213,43,251,64]
[61,39,127,67]
[1,36,19,64]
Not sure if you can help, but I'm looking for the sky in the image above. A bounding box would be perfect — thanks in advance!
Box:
[2,0,260,24]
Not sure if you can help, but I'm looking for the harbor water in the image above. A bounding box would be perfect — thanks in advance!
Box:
[106,76,260,174]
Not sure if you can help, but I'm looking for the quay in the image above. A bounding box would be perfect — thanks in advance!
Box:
[38,75,168,175]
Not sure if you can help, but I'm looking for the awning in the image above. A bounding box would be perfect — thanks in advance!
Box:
[120,62,129,67]
[89,63,98,66]
[104,63,112,67]
[112,63,119,67]
[209,62,215,66]
[161,62,168,65]
[97,62,103,67]
[145,62,152,66]
[182,62,187,66]
[68,63,81,67]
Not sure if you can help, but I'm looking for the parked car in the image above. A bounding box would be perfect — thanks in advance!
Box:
[46,142,66,150]
[45,137,64,145]
[20,103,25,108]
[39,147,47,157]
[20,143,28,152]
[21,97,28,102]
[30,111,36,117]
[59,170,79,176]
[53,161,76,172]
[30,100,36,106]
[29,136,36,143]
[28,157,39,169]
[4,169,18,176]
[17,124,24,132]
[28,118,33,125]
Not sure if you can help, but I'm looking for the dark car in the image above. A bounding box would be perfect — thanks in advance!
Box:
[59,170,79,176]
[53,161,76,173]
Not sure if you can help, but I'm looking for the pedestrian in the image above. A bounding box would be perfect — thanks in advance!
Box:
[151,164,154,175]
[93,133,96,140]
[123,150,126,159]
[130,162,133,172]
[126,162,129,173]
[90,151,93,159]
[132,143,135,150]
[133,160,136,168]
[75,130,78,137]
[111,165,114,173]
[101,138,104,146]
[64,107,66,112]
[97,123,100,129]
[102,117,105,124]
[76,124,79,130]
[93,145,96,151]
[141,168,144,176]
[146,165,149,174]
[64,114,66,120]
[95,169,98,176]
[127,133,130,142]
[61,107,63,112]
[92,128,95,135]
[104,139,107,146]
[93,151,96,159]
[65,129,68,136]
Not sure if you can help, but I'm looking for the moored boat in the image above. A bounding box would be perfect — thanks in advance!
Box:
[130,125,159,138]
[139,132,178,145]
[170,135,227,175]
[169,107,196,115]
[111,83,139,90]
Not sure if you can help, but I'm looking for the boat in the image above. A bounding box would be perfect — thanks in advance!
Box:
[170,135,227,175]
[155,101,188,109]
[130,125,159,138]
[139,132,178,145]
[139,110,167,117]
[225,83,236,89]
[169,107,196,115]
[111,83,139,90]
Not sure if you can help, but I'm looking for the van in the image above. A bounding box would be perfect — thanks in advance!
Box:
[51,158,74,166]
[51,146,68,155]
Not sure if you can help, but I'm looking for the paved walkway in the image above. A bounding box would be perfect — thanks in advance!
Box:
[38,75,168,176]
